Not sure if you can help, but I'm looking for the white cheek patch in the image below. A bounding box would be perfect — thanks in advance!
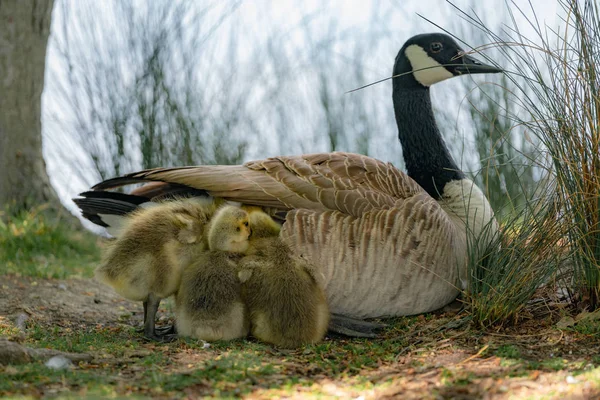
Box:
[405,45,453,86]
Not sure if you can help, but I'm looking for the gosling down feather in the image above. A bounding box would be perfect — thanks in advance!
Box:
[235,208,329,348]
[175,205,251,342]
[75,33,502,322]
[239,236,330,348]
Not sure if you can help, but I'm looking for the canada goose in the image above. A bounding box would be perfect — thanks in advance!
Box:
[238,235,329,348]
[75,33,502,336]
[233,209,328,347]
[175,205,251,341]
[95,197,221,341]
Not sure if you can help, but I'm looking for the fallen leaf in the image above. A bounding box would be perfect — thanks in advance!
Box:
[556,316,575,329]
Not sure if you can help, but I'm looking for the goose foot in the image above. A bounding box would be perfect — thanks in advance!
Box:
[328,314,386,338]
[136,324,176,335]
[138,294,178,342]
[142,332,179,343]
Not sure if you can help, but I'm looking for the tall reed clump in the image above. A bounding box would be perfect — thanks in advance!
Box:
[457,0,600,315]
[464,185,567,327]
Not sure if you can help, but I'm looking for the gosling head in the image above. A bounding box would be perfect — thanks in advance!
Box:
[208,206,251,253]
[247,209,281,239]
[393,32,503,89]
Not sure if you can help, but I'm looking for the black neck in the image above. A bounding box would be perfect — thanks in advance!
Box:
[392,82,465,199]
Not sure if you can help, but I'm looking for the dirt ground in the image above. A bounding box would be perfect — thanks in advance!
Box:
[0,275,138,329]
[1,274,600,399]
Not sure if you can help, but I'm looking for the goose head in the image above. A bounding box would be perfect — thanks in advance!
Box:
[390,33,503,200]
[393,33,502,89]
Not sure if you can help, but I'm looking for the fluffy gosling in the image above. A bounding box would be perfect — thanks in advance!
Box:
[175,205,251,341]
[239,211,329,348]
[95,197,219,341]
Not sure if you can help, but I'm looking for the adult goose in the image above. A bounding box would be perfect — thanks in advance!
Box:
[75,33,502,329]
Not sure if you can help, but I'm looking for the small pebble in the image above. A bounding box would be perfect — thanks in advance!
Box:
[566,375,579,384]
[58,283,67,291]
[45,356,73,370]
[15,313,29,331]
[202,341,211,349]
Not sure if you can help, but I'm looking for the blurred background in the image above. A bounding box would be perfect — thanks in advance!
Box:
[41,0,557,223]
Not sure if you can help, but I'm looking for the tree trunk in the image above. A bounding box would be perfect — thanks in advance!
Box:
[0,0,59,212]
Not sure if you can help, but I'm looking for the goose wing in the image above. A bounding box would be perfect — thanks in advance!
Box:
[92,152,424,216]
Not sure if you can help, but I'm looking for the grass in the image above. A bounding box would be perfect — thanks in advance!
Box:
[3,316,599,399]
[495,344,521,359]
[2,249,595,399]
[27,324,142,356]
[572,319,600,337]
[439,0,600,333]
[0,210,599,399]
[0,320,414,398]
[0,205,101,279]
[564,310,600,337]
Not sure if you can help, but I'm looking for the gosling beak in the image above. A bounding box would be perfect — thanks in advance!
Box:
[454,53,503,75]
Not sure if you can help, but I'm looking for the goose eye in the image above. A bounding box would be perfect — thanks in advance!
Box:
[430,42,443,53]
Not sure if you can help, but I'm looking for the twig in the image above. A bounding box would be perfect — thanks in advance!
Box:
[458,344,490,365]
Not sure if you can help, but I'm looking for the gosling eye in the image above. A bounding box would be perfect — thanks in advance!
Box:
[243,221,249,227]
[430,42,443,53]
[236,227,241,232]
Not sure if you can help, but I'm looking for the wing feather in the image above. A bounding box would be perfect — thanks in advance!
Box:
[90,152,423,217]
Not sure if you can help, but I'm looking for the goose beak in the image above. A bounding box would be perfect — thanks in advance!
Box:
[454,53,503,75]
